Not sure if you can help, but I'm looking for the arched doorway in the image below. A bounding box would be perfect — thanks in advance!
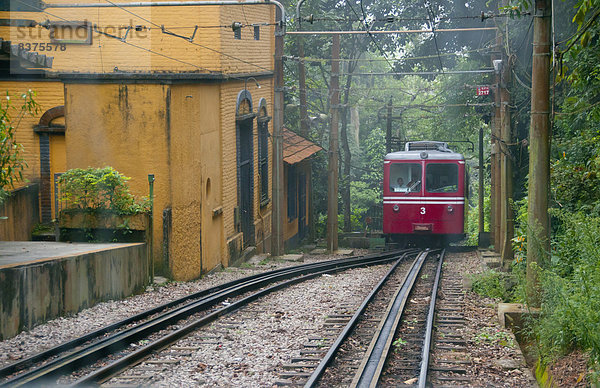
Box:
[34,105,66,223]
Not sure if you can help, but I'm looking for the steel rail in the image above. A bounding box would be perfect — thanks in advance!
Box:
[303,250,418,387]
[73,252,417,385]
[0,249,404,380]
[1,250,413,387]
[418,249,446,388]
[351,250,434,388]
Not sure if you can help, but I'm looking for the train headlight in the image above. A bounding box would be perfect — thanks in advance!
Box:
[393,204,400,212]
[447,205,454,213]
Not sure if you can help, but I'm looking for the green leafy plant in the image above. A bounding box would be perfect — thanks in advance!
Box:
[58,167,149,215]
[474,327,515,347]
[0,90,39,204]
[392,337,407,352]
[533,211,600,368]
[469,269,517,302]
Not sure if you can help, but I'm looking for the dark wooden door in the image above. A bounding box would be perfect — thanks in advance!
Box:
[238,120,254,247]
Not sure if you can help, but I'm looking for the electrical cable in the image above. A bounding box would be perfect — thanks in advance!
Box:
[512,69,531,91]
[424,3,444,73]
[284,45,496,63]
[303,13,523,24]
[103,0,272,72]
[15,0,214,73]
[345,0,395,70]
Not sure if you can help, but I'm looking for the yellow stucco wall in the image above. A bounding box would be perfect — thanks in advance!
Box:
[0,81,64,200]
[63,81,267,281]
[168,84,224,279]
[2,2,274,74]
[1,3,275,277]
[0,81,64,191]
[64,82,173,274]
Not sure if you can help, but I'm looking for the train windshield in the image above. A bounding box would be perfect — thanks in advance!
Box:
[389,163,422,193]
[426,163,459,193]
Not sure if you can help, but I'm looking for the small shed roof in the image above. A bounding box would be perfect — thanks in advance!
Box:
[283,128,323,165]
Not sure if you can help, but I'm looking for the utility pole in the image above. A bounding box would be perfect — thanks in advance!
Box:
[327,34,340,252]
[500,54,514,266]
[527,0,551,307]
[386,97,393,153]
[272,6,285,256]
[295,0,315,242]
[478,126,484,241]
[491,30,502,252]
[297,10,309,137]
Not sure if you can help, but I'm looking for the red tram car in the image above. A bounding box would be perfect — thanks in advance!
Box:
[383,141,467,247]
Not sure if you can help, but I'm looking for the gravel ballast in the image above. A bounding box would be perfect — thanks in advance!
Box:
[0,249,540,386]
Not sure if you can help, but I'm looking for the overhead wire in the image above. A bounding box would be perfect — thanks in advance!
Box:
[284,45,496,64]
[345,0,395,71]
[102,0,273,73]
[424,3,444,73]
[302,13,525,24]
[14,0,214,73]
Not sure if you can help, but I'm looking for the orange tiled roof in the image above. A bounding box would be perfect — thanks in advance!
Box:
[283,128,323,165]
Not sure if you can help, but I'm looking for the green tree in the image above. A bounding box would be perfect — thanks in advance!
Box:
[0,90,38,204]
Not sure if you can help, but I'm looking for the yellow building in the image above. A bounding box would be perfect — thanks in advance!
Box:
[1,0,279,280]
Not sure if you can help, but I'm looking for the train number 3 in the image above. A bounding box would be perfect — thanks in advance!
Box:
[420,207,426,215]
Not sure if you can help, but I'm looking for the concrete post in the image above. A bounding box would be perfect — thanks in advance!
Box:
[271,11,285,256]
[500,58,514,265]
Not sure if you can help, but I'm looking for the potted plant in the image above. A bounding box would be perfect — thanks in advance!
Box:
[58,167,150,242]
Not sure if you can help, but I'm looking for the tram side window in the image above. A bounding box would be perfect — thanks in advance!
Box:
[389,163,421,192]
[426,163,458,193]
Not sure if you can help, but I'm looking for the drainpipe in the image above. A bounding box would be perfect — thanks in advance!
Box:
[44,0,287,257]
[148,174,154,284]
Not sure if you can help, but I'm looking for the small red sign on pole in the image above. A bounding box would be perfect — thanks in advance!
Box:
[477,86,490,96]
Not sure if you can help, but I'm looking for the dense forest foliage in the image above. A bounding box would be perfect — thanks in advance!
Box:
[283,0,498,235]
[282,0,599,378]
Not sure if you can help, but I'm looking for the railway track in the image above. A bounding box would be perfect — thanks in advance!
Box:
[281,248,470,388]
[1,248,475,387]
[0,249,414,387]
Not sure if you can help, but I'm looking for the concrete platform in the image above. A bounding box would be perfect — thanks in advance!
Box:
[0,242,130,268]
[478,249,502,268]
[1,242,149,340]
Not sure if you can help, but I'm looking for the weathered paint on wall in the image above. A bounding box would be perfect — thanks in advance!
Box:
[64,83,172,272]
[2,3,273,74]
[168,84,224,279]
[0,243,147,340]
[63,81,265,280]
[1,3,276,278]
[0,2,275,224]
[0,184,40,241]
